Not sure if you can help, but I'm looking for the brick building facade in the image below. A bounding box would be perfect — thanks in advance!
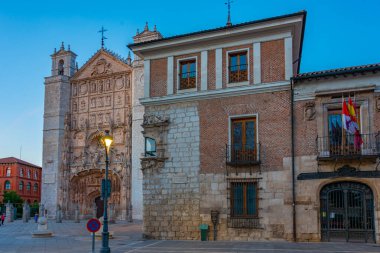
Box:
[129,11,305,241]
[0,157,42,203]
[129,10,380,243]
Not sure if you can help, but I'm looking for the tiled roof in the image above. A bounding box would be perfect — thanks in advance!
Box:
[0,157,41,168]
[128,11,306,48]
[293,63,380,82]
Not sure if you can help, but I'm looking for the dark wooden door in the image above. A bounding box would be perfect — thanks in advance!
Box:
[95,196,104,218]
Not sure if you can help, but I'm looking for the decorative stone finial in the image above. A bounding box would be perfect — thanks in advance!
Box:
[54,48,57,53]
[127,51,132,65]
[60,42,64,50]
[154,25,157,32]
[136,29,139,35]
[144,22,149,31]
[68,44,71,51]
[76,62,79,71]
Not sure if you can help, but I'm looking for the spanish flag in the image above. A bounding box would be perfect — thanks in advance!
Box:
[342,97,363,148]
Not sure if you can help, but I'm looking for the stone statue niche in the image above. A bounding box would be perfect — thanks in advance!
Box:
[140,114,170,171]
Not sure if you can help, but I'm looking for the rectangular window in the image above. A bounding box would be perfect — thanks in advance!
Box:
[179,59,196,90]
[228,51,248,83]
[230,182,257,217]
[328,108,360,155]
[231,117,257,163]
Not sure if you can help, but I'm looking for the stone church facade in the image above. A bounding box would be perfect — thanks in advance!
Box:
[41,24,162,220]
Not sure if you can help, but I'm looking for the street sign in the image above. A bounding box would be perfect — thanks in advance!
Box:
[101,179,111,199]
[86,218,101,233]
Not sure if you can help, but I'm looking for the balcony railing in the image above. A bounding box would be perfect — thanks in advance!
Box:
[179,71,196,90]
[226,144,260,166]
[228,64,248,83]
[317,133,380,160]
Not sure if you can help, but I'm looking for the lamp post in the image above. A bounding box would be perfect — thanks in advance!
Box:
[100,130,113,253]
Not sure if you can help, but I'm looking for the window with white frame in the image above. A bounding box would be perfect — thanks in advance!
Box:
[6,167,11,177]
[179,59,196,90]
[228,51,248,83]
[19,168,23,177]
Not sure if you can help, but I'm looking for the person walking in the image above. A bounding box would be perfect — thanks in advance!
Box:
[1,213,5,225]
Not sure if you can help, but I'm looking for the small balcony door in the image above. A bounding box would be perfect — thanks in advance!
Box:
[231,118,256,163]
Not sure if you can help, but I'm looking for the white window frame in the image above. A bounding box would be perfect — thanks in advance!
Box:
[6,167,11,177]
[228,113,259,159]
[226,48,250,87]
[177,56,198,93]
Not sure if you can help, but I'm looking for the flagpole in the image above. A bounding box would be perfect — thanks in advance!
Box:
[342,94,344,156]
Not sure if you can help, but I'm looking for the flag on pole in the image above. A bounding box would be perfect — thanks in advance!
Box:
[342,97,363,148]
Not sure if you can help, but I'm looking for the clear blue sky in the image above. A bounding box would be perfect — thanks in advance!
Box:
[0,0,379,166]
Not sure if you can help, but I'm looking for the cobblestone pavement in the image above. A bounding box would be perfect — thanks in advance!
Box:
[0,220,379,253]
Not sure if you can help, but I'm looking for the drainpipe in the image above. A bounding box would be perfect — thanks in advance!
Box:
[291,77,297,242]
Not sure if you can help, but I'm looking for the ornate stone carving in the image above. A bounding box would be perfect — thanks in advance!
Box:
[91,58,112,76]
[140,113,170,172]
[376,96,380,112]
[79,82,88,95]
[141,157,166,171]
[90,98,96,108]
[115,77,124,90]
[304,102,316,121]
[142,114,169,126]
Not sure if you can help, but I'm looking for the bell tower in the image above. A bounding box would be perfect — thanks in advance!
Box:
[42,42,77,218]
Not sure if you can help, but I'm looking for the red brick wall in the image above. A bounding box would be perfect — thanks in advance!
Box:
[207,49,216,90]
[293,100,318,157]
[222,44,254,88]
[150,58,167,97]
[199,91,291,173]
[261,39,285,83]
[173,53,201,94]
[0,163,41,203]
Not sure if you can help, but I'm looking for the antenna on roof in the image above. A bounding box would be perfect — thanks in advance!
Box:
[20,146,22,160]
[225,0,234,26]
[98,26,108,48]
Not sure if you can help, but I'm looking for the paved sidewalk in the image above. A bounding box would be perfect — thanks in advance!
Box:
[0,220,379,253]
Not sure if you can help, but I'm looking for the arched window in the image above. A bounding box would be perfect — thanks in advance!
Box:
[19,181,24,191]
[19,168,23,177]
[34,171,38,179]
[5,181,11,190]
[58,59,64,75]
[26,182,31,191]
[34,183,38,192]
[6,167,11,177]
[27,170,31,178]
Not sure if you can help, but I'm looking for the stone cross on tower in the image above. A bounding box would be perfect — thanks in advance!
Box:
[225,0,234,26]
[98,26,108,48]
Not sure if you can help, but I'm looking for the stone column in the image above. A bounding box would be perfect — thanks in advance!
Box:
[74,205,80,223]
[22,202,28,223]
[5,202,11,223]
[56,205,62,223]
[92,203,97,218]
[10,204,14,222]
[109,204,115,224]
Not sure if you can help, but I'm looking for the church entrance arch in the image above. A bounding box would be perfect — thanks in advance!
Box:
[320,181,375,243]
[69,169,121,219]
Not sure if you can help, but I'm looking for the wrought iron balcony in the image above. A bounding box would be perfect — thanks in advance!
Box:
[317,133,380,161]
[226,144,260,166]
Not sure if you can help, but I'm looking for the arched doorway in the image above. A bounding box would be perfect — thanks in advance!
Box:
[320,181,375,243]
[95,196,104,218]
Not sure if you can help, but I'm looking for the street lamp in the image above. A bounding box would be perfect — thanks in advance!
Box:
[100,130,113,253]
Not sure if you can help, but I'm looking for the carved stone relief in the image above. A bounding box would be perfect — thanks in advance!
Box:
[115,92,124,106]
[113,129,124,144]
[90,81,97,93]
[376,96,380,112]
[140,113,170,171]
[105,96,112,106]
[89,114,96,128]
[72,84,78,96]
[73,132,85,147]
[91,58,112,76]
[72,101,78,112]
[79,82,88,95]
[304,102,316,121]
[115,77,124,90]
[90,98,96,108]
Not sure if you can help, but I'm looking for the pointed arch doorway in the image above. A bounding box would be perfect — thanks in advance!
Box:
[95,196,104,218]
[320,181,375,243]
